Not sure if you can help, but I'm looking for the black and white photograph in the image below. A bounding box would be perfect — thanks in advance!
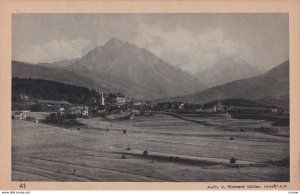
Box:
[11,13,290,182]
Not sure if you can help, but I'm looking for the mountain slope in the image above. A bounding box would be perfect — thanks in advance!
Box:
[12,61,170,100]
[12,77,101,105]
[163,61,289,109]
[12,61,108,92]
[196,57,261,87]
[69,37,207,99]
[37,58,80,68]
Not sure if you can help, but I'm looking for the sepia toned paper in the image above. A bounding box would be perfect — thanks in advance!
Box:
[0,0,299,190]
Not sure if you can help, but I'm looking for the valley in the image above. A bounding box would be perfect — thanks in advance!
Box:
[11,37,290,183]
[12,112,289,182]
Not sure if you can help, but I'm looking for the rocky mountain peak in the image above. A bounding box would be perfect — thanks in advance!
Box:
[103,37,125,48]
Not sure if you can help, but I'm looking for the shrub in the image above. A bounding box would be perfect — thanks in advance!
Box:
[65,114,77,119]
[45,113,84,126]
[45,113,59,123]
[143,150,148,157]
[230,157,237,164]
[26,116,36,122]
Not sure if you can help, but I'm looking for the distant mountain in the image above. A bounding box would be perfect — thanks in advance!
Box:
[161,61,289,109]
[195,57,261,87]
[14,37,207,100]
[68,37,207,99]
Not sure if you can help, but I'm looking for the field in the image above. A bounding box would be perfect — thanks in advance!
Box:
[12,112,289,182]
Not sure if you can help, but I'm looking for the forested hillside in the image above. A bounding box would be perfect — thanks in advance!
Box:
[12,77,101,105]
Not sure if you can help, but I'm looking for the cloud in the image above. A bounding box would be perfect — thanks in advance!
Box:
[14,23,250,74]
[132,24,250,73]
[16,38,92,64]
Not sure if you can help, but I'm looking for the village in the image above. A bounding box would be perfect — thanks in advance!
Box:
[12,92,153,123]
[12,90,285,127]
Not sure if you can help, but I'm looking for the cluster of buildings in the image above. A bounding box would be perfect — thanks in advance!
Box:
[154,101,283,115]
[12,93,153,121]
[153,101,227,113]
[106,94,152,116]
[12,91,284,122]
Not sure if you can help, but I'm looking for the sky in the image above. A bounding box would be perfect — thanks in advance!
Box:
[12,13,289,74]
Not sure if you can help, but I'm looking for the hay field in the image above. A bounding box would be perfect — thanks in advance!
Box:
[12,112,289,182]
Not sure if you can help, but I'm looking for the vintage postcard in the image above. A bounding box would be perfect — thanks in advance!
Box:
[0,0,299,191]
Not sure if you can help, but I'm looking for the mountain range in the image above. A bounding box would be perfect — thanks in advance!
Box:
[160,60,289,109]
[13,37,206,100]
[12,37,289,108]
[195,56,262,87]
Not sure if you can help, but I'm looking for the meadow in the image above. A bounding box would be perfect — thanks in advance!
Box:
[12,112,289,182]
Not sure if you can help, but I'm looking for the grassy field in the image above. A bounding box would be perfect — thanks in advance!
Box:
[12,112,289,182]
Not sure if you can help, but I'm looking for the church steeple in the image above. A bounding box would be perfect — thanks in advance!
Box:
[98,93,106,114]
[101,93,105,106]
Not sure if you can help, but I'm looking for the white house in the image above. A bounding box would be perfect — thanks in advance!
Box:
[13,111,29,120]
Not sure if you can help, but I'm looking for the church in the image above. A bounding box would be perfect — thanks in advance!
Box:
[98,93,106,114]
